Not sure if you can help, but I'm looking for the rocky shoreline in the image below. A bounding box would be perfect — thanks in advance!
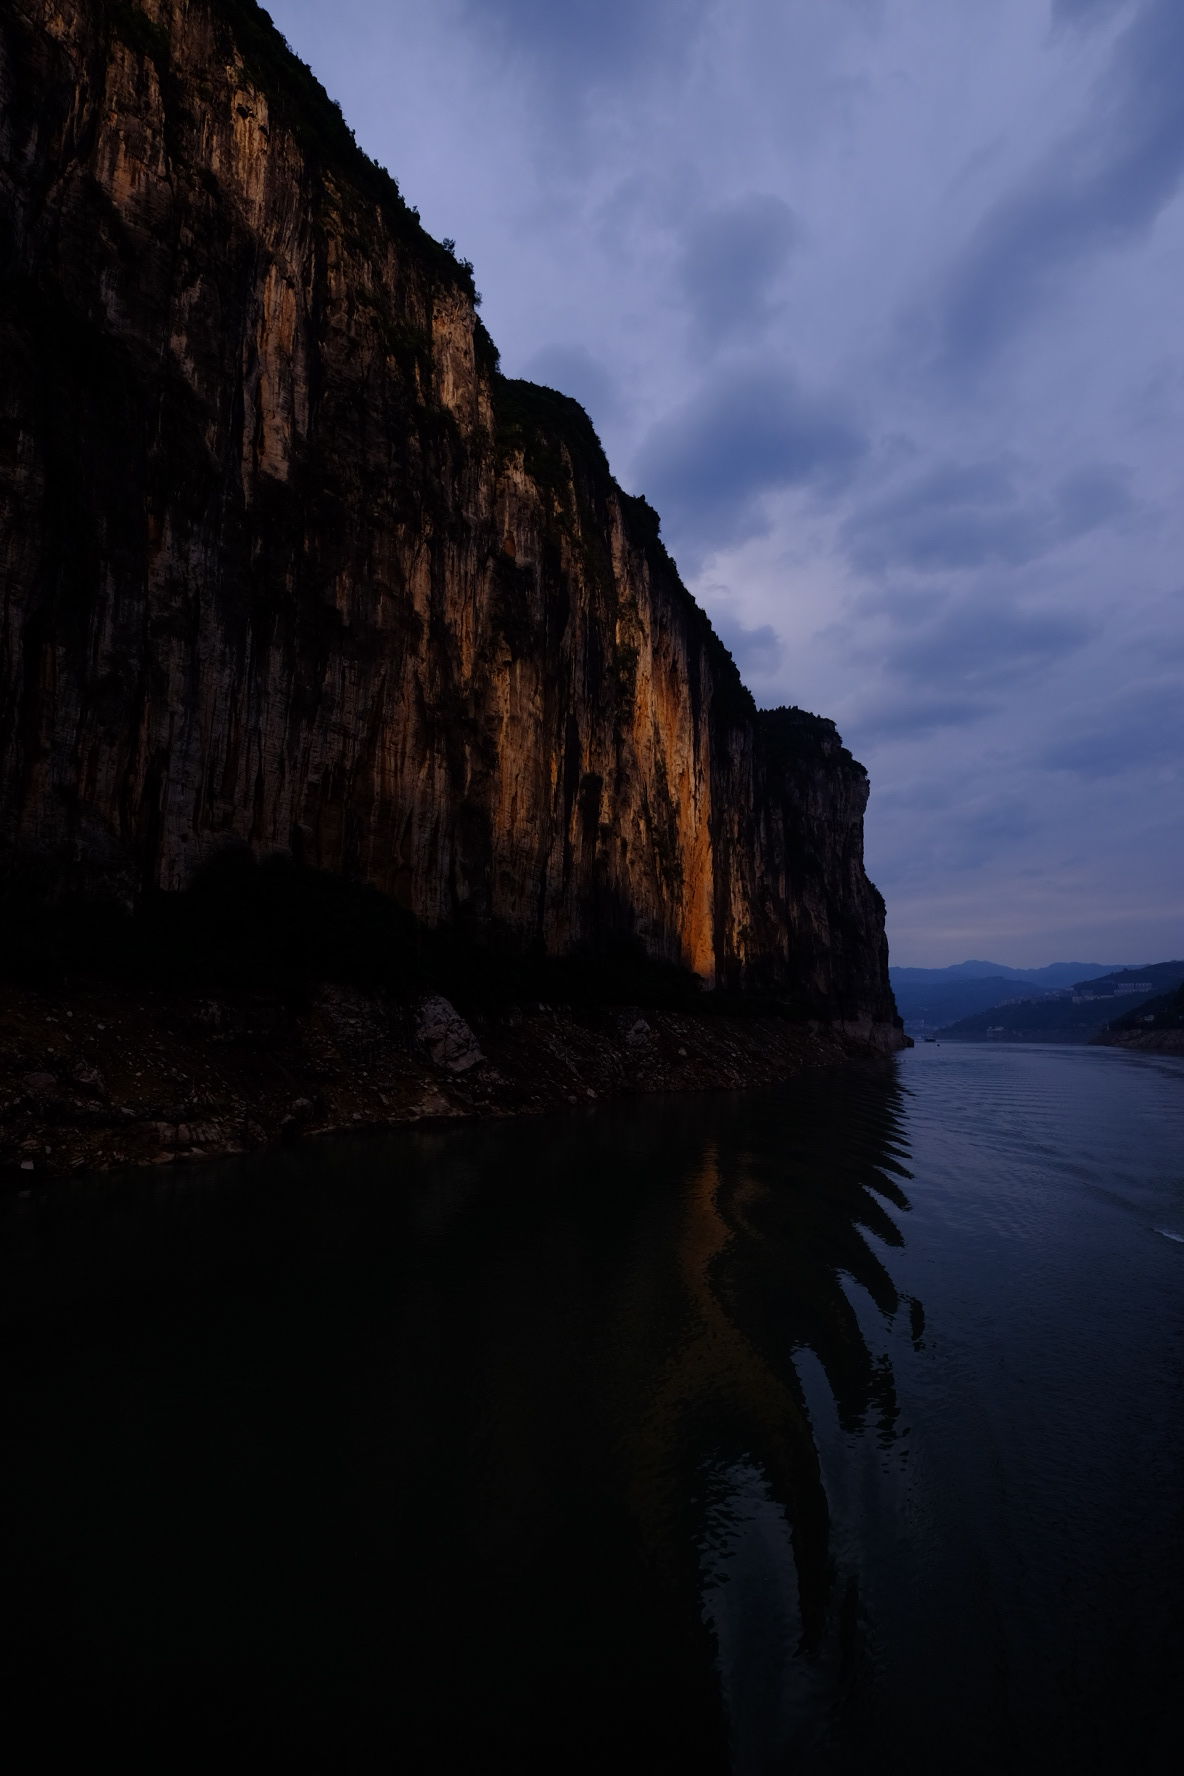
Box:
[0,981,905,1185]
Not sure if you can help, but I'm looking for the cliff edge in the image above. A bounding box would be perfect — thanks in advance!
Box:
[0,0,901,1074]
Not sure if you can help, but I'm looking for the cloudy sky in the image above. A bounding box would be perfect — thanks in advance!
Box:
[267,0,1182,967]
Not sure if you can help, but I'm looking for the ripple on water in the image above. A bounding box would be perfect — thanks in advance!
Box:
[2,1043,1182,1773]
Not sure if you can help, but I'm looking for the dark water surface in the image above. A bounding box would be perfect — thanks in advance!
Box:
[4,1043,1183,1772]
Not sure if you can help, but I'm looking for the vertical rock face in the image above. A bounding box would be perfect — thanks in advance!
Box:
[0,0,899,1037]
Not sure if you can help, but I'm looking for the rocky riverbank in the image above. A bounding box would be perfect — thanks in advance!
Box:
[0,981,902,1184]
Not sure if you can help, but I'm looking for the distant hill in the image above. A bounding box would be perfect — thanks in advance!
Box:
[892,960,1020,982]
[890,960,1123,987]
[890,960,1126,1032]
[894,975,1051,1033]
[1107,981,1184,1032]
[1096,982,1184,1054]
[936,962,1184,1043]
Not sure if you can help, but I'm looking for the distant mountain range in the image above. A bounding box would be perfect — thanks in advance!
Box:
[930,962,1184,1043]
[891,960,1124,988]
[890,961,1126,1032]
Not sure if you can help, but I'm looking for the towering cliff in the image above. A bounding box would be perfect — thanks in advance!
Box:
[0,0,898,1039]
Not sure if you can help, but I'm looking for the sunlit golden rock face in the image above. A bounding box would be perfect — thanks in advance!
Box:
[0,0,899,1037]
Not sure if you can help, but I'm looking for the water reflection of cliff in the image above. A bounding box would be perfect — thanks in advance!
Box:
[660,1071,915,1767]
[387,1062,917,1770]
[3,1063,915,1773]
[648,1069,912,1620]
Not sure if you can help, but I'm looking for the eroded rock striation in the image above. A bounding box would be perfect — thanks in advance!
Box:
[1,0,900,1044]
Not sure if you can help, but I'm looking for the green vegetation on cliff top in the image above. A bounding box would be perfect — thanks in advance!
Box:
[107,0,479,299]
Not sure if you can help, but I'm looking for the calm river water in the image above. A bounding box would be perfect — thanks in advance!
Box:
[4,1042,1183,1772]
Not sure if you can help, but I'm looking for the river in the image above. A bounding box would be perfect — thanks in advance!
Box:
[4,1042,1182,1772]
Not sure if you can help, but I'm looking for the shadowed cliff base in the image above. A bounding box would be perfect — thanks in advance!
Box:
[0,853,902,1184]
[0,847,891,1021]
[0,0,901,1094]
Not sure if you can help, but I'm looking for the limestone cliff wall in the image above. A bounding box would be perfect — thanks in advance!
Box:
[0,0,898,1033]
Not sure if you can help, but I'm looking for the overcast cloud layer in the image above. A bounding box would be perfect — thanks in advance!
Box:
[268,0,1182,966]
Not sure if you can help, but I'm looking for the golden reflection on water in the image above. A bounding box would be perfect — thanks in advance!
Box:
[617,1074,917,1663]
